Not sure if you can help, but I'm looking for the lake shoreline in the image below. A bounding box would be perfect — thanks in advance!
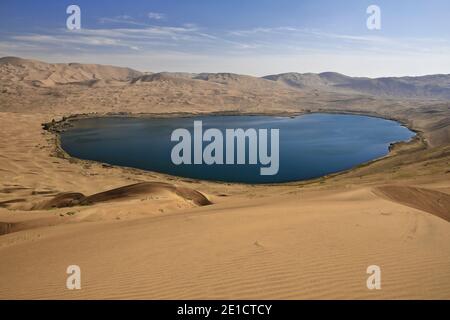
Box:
[43,110,425,186]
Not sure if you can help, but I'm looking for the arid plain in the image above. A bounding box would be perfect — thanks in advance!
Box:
[0,57,449,299]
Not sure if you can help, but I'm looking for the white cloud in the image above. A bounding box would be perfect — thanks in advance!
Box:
[1,23,450,77]
[147,12,166,20]
[98,15,149,27]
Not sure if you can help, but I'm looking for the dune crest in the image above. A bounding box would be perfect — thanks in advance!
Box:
[32,182,212,210]
[373,185,450,222]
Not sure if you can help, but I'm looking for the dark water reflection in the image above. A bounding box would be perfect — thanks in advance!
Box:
[60,114,415,183]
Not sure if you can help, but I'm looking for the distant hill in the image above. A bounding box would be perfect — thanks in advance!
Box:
[0,56,142,87]
[2,56,450,100]
[263,72,450,100]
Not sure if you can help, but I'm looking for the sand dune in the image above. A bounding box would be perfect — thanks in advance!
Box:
[0,56,142,87]
[1,187,449,299]
[0,57,449,299]
[31,182,211,211]
[264,71,450,100]
[374,185,450,222]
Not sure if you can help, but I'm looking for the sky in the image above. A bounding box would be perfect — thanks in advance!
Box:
[0,0,450,77]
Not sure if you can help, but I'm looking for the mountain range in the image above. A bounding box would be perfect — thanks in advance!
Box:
[2,56,450,100]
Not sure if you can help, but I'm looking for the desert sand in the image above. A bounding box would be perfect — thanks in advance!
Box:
[0,57,449,299]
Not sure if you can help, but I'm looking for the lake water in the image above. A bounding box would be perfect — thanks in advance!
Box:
[60,114,415,183]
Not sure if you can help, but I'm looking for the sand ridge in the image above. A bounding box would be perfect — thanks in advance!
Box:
[32,182,212,210]
[373,185,450,222]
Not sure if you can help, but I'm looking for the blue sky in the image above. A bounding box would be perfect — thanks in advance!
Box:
[1,0,450,76]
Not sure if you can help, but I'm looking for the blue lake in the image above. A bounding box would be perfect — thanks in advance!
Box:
[60,114,415,183]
